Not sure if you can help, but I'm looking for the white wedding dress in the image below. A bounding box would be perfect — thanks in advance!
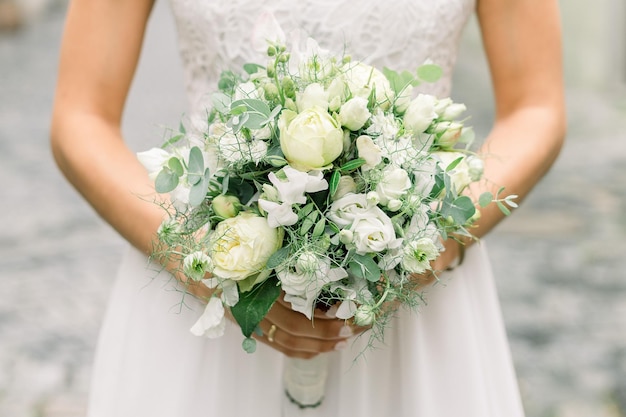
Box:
[87,1,526,416]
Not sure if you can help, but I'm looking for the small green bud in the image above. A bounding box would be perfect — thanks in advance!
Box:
[278,53,290,63]
[264,83,280,101]
[267,45,277,57]
[281,77,296,98]
[212,195,241,218]
[267,62,276,78]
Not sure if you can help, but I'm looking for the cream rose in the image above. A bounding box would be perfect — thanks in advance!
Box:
[349,207,402,254]
[328,193,370,228]
[338,97,371,131]
[343,62,394,109]
[279,107,344,171]
[209,213,283,281]
[435,151,473,193]
[403,94,438,134]
[375,166,411,206]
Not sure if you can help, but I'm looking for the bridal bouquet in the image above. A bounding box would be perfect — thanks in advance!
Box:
[138,14,515,408]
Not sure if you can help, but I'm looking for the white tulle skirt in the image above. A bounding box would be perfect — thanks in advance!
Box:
[87,244,525,417]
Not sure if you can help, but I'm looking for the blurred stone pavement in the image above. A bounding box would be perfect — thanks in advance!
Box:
[1,2,625,417]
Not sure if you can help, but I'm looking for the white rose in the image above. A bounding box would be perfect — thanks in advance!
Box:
[279,107,344,171]
[403,94,438,134]
[356,135,383,171]
[342,62,394,109]
[190,297,226,339]
[401,237,440,274]
[394,85,414,114]
[333,175,357,200]
[435,98,466,120]
[350,207,401,254]
[434,121,463,148]
[467,155,484,181]
[435,151,473,193]
[327,77,347,112]
[338,97,371,131]
[297,83,329,112]
[376,166,412,206]
[328,193,370,228]
[209,213,283,281]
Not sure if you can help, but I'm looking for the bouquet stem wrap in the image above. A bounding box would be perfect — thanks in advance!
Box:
[283,354,329,408]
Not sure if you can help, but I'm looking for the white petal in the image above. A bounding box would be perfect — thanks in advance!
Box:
[190,298,226,338]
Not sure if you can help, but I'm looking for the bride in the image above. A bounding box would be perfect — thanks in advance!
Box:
[50,1,565,416]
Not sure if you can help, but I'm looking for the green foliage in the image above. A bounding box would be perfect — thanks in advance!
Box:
[242,337,257,353]
[348,254,382,282]
[231,277,281,338]
[383,67,420,95]
[416,64,443,83]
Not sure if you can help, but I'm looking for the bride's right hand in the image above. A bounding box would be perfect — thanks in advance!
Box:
[253,293,368,359]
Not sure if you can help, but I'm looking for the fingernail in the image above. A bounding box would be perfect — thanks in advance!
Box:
[339,325,353,338]
[334,341,348,351]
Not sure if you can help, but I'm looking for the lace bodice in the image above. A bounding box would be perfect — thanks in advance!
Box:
[168,0,475,114]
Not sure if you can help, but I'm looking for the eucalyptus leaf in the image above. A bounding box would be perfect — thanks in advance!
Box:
[155,168,179,193]
[442,195,476,224]
[266,246,291,269]
[231,99,272,130]
[242,337,257,353]
[348,254,381,282]
[478,192,493,208]
[496,201,511,216]
[187,147,205,186]
[212,92,231,114]
[189,168,211,207]
[243,63,264,74]
[417,64,443,83]
[167,157,184,177]
[230,277,281,338]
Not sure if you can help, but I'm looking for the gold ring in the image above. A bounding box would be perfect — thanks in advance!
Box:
[267,324,277,343]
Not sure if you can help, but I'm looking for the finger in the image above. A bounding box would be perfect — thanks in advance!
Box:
[256,319,351,359]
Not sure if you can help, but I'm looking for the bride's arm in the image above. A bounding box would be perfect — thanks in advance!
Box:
[435,0,566,268]
[50,0,209,297]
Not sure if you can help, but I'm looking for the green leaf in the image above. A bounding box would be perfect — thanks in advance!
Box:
[312,218,326,237]
[242,337,257,353]
[442,195,476,224]
[328,170,341,197]
[243,63,263,74]
[496,201,511,216]
[189,168,211,207]
[187,147,205,185]
[161,134,184,149]
[266,246,290,269]
[339,158,366,173]
[298,203,315,220]
[231,277,281,338]
[155,168,179,193]
[348,254,381,282]
[212,92,231,114]
[417,64,443,83]
[299,210,319,236]
[167,157,184,177]
[231,99,272,130]
[478,192,493,208]
[383,67,418,95]
[444,155,463,172]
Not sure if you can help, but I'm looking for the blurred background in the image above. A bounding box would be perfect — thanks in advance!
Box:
[0,0,625,416]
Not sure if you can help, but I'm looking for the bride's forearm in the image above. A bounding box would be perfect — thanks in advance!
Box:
[468,105,566,241]
[51,110,164,255]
